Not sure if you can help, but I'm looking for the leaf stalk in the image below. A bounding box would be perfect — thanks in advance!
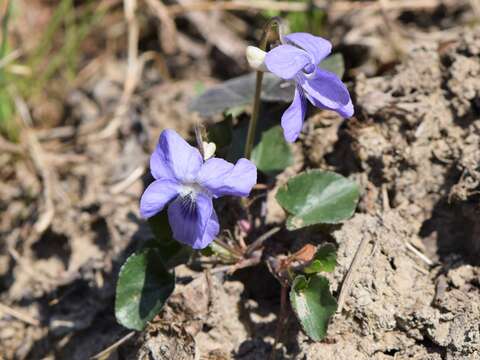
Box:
[244,17,284,159]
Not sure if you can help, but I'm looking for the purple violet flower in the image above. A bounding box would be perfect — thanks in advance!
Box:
[140,129,257,249]
[264,32,354,142]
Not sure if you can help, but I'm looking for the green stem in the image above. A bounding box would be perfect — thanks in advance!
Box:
[244,71,263,159]
[244,17,283,159]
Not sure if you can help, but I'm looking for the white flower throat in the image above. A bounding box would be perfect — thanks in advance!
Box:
[177,183,211,217]
[179,182,210,200]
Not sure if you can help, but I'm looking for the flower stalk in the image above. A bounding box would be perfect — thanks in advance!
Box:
[244,17,283,159]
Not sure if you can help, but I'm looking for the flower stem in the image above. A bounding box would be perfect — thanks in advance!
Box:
[244,17,283,159]
[244,72,263,159]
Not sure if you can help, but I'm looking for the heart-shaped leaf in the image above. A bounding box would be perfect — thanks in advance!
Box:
[303,243,336,274]
[252,125,293,174]
[115,248,175,331]
[276,170,360,230]
[290,274,337,341]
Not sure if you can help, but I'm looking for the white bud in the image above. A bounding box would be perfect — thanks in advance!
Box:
[203,141,216,160]
[246,46,268,72]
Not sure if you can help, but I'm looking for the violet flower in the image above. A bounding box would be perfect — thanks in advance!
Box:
[140,129,257,249]
[248,33,354,142]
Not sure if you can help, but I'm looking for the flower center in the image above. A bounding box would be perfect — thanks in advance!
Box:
[178,183,198,199]
[177,183,209,218]
[303,63,316,75]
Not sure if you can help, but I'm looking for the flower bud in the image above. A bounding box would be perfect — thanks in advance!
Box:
[238,219,252,234]
[246,46,268,72]
[202,141,216,160]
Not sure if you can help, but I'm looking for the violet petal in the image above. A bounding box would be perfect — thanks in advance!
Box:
[197,158,257,198]
[281,86,308,142]
[167,192,213,248]
[284,32,332,64]
[151,129,203,182]
[264,44,311,80]
[140,179,180,218]
[300,69,354,118]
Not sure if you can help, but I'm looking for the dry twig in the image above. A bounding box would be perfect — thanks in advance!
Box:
[245,226,281,256]
[0,302,40,327]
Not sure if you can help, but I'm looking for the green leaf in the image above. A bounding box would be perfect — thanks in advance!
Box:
[303,243,337,274]
[276,170,360,230]
[115,248,175,331]
[224,105,247,118]
[0,91,17,141]
[207,118,233,152]
[290,274,337,341]
[147,211,191,269]
[251,126,293,174]
[318,53,345,79]
[188,73,294,118]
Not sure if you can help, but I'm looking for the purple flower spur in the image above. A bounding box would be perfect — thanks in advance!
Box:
[264,32,354,142]
[140,129,257,249]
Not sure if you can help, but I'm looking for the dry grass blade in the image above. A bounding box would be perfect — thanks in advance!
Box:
[0,48,22,69]
[0,302,40,327]
[168,0,456,16]
[405,241,434,266]
[123,0,140,104]
[14,96,55,235]
[110,165,145,194]
[95,0,140,140]
[175,0,247,59]
[90,331,135,360]
[167,0,308,15]
[319,0,460,13]
[0,133,23,154]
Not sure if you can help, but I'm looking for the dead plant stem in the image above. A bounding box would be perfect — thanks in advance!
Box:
[245,226,280,256]
[90,332,135,359]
